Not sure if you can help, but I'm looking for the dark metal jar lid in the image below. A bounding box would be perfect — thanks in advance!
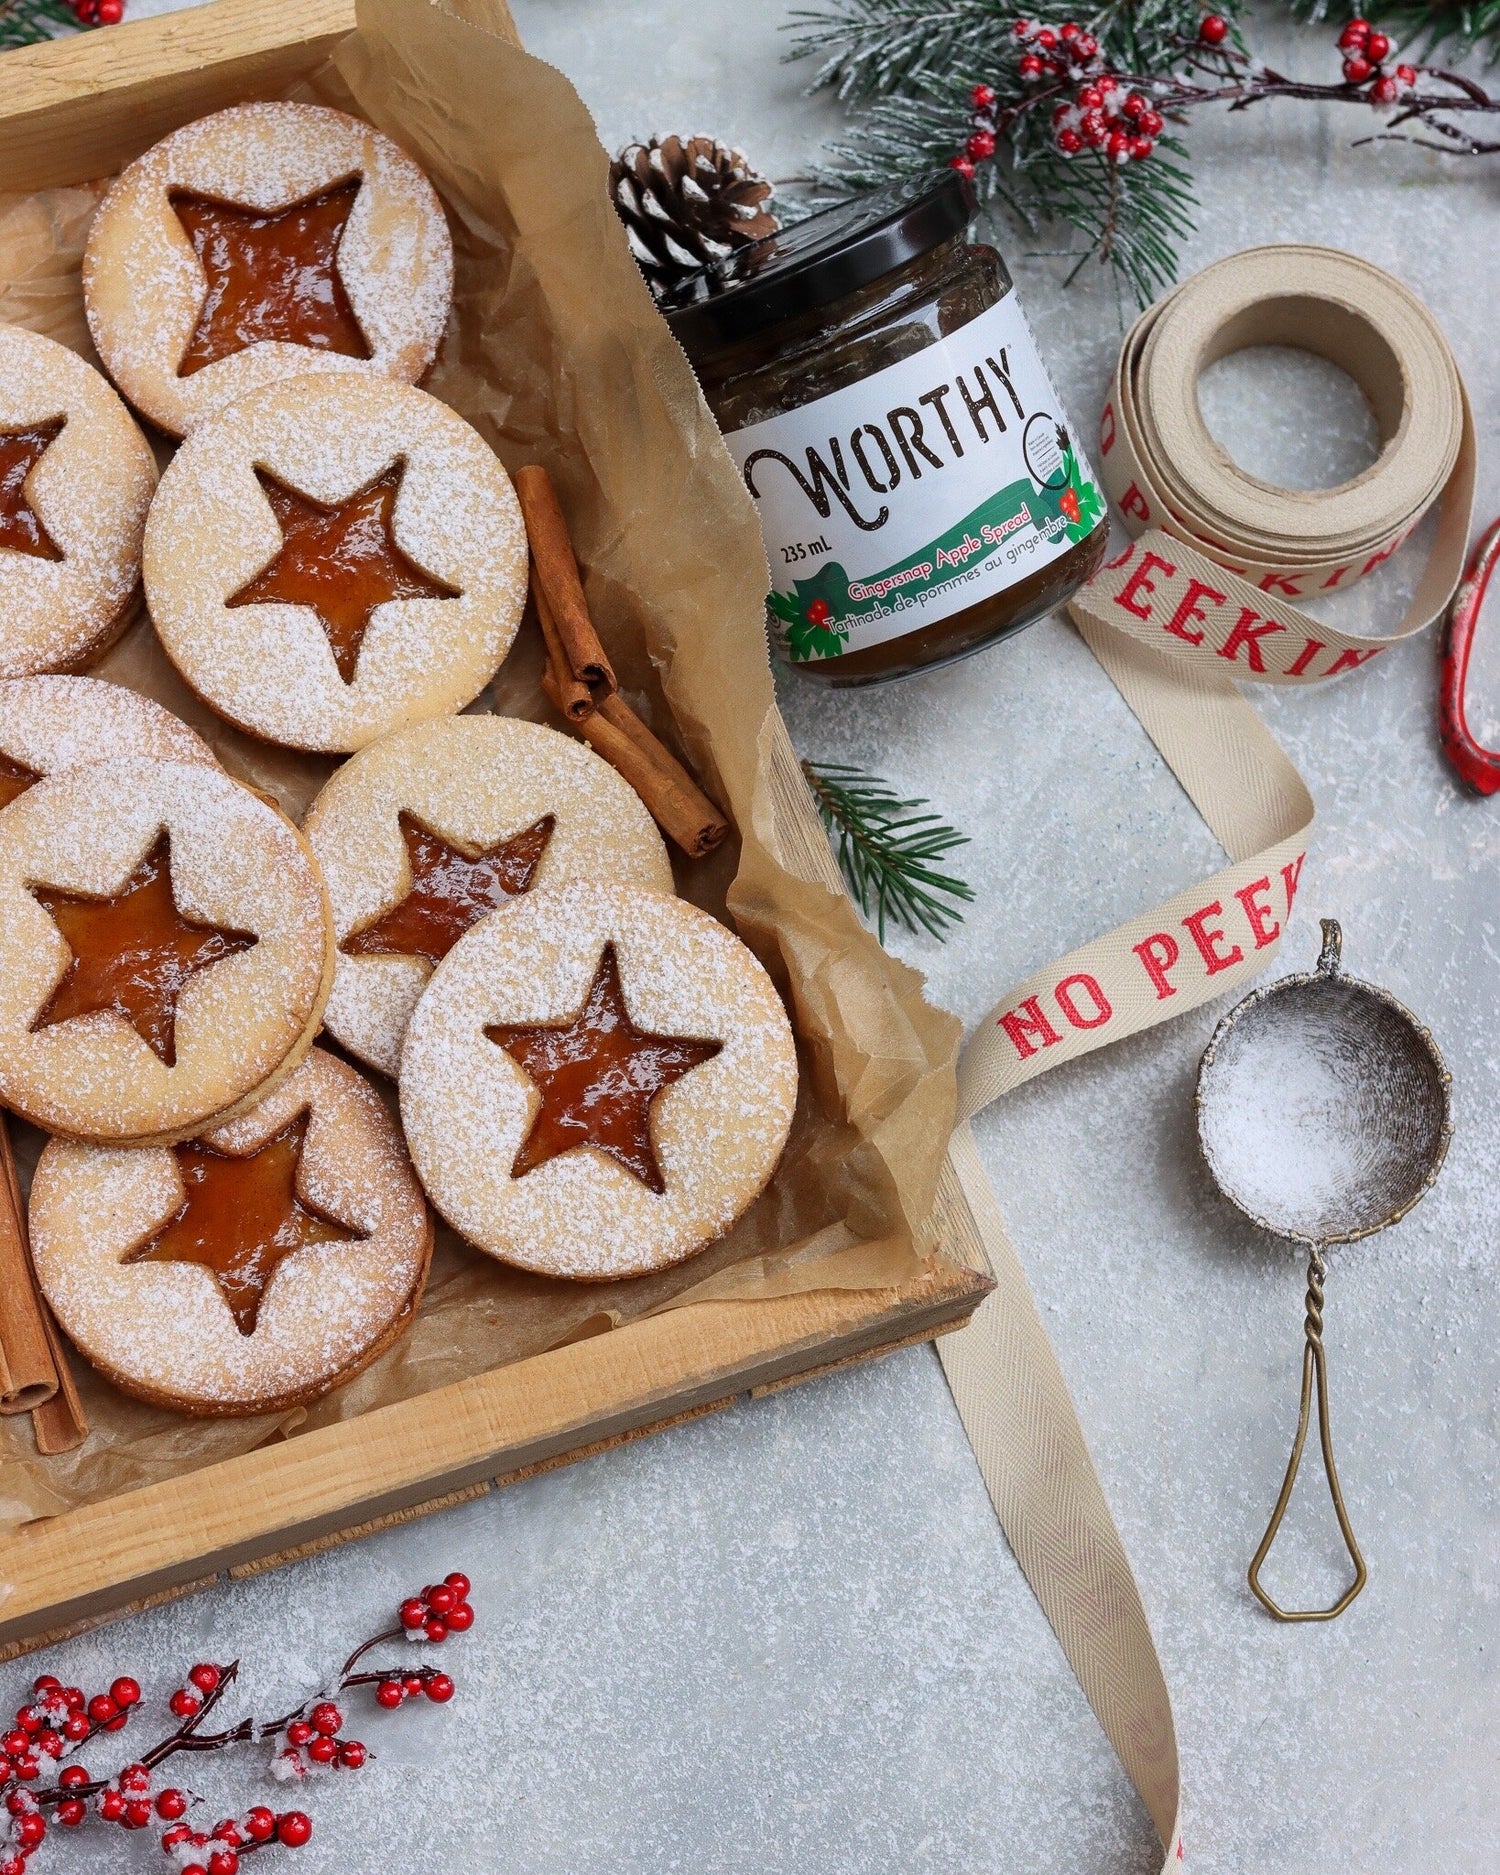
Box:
[660,170,977,353]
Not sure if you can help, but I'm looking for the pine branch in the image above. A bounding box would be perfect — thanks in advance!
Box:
[788,3,1497,302]
[787,0,1243,303]
[0,0,78,48]
[801,759,975,942]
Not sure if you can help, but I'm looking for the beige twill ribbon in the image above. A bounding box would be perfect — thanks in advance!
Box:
[936,245,1475,1867]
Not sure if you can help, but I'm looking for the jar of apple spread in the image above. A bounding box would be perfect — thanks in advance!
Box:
[664,172,1109,684]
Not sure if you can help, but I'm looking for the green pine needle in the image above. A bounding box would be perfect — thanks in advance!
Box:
[801,759,976,942]
[0,0,80,48]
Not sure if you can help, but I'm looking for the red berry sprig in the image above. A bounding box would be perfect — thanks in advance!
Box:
[65,0,124,24]
[0,1575,472,1874]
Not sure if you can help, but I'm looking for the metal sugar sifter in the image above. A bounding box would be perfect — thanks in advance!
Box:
[1195,919,1453,1622]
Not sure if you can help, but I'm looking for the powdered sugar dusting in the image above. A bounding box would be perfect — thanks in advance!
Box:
[0,675,216,777]
[83,102,453,437]
[305,715,673,1076]
[0,326,157,675]
[0,757,331,1140]
[143,374,527,752]
[399,881,798,1280]
[29,1048,431,1412]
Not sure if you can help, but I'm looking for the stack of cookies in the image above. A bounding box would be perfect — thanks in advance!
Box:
[0,103,797,1421]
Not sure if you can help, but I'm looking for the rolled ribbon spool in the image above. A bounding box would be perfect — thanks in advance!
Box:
[1077,243,1475,686]
[956,244,1478,1125]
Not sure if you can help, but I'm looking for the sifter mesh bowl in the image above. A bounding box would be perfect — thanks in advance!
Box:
[1196,921,1452,1246]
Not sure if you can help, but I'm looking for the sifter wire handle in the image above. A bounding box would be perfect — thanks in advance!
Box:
[1247,1247,1368,1622]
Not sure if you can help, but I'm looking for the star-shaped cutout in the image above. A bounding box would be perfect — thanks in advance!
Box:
[0,753,40,812]
[125,1115,366,1336]
[226,463,461,684]
[0,419,65,562]
[486,943,722,1194]
[343,810,554,967]
[171,179,372,378]
[29,830,258,1067]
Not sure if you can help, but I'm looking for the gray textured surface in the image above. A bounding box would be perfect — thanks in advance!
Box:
[22,4,1500,1871]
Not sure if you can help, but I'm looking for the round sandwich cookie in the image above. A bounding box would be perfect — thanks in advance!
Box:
[399,881,799,1282]
[83,101,453,437]
[30,1048,432,1417]
[304,715,674,1078]
[143,374,528,752]
[0,675,217,812]
[0,326,158,677]
[0,757,333,1144]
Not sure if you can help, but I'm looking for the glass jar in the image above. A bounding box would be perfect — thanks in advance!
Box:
[664,172,1109,685]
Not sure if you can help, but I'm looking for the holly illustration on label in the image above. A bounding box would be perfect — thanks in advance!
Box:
[773,569,850,661]
[1042,439,1104,545]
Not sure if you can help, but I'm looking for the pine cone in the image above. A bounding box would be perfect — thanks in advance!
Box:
[609,136,779,301]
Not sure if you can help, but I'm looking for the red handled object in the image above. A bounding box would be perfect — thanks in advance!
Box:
[1439,516,1500,795]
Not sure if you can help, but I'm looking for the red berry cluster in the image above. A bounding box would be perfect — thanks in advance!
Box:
[160,1804,312,1874]
[1012,15,1101,83]
[1049,76,1165,163]
[272,1700,367,1783]
[950,20,1167,176]
[1335,17,1417,104]
[65,0,124,23]
[168,1661,223,1721]
[396,1572,473,1645]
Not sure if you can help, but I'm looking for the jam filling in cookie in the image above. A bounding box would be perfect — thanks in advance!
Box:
[343,810,554,967]
[171,178,373,378]
[227,461,460,684]
[126,1114,367,1336]
[0,753,40,810]
[29,830,257,1068]
[0,421,65,561]
[487,943,721,1194]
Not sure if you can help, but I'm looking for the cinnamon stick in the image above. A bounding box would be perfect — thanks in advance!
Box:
[0,1112,59,1416]
[542,672,729,859]
[533,582,593,722]
[31,1305,87,1456]
[514,464,617,705]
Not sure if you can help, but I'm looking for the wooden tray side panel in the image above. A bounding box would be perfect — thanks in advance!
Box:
[0,0,356,191]
[0,1268,985,1649]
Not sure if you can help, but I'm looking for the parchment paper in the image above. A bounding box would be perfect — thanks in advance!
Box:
[0,0,961,1524]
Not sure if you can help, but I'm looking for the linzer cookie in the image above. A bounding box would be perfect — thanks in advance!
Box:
[30,1048,431,1416]
[399,882,798,1281]
[0,326,157,677]
[0,757,332,1143]
[304,715,673,1077]
[143,374,528,751]
[0,676,217,811]
[83,102,453,437]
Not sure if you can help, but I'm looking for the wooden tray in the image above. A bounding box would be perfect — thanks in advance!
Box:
[0,0,991,1659]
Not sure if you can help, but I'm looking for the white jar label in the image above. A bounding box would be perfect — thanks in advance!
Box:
[723,292,1104,662]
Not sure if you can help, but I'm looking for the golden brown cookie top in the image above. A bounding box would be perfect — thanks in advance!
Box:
[0,676,216,810]
[144,374,528,752]
[399,881,798,1281]
[0,326,157,678]
[0,757,332,1143]
[83,102,453,437]
[31,1048,432,1416]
